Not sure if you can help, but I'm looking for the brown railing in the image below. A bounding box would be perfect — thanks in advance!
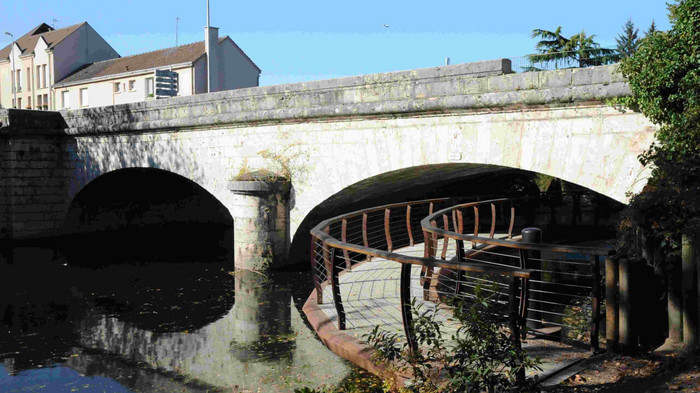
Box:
[309,198,532,354]
[310,195,616,353]
[421,198,614,351]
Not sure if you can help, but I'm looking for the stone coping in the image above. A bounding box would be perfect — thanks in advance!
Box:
[227,180,290,195]
[50,61,627,135]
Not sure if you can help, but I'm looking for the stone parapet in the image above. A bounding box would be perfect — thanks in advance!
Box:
[58,61,629,135]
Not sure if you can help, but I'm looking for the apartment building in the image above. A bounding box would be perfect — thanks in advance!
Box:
[52,30,260,109]
[0,22,119,110]
[1,23,260,110]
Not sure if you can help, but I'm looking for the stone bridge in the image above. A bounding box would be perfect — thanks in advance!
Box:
[0,59,656,268]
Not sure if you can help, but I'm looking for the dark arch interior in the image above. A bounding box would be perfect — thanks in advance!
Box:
[60,168,233,266]
[287,163,625,269]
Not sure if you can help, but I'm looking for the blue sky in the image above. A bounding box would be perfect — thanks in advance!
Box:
[0,1,672,86]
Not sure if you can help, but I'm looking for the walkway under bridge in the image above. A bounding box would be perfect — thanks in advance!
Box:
[303,196,615,384]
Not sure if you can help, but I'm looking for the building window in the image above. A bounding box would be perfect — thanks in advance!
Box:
[27,97,31,109]
[42,65,47,88]
[61,91,70,109]
[17,97,22,108]
[36,66,41,89]
[114,82,121,93]
[43,94,48,110]
[37,94,42,109]
[129,80,135,91]
[79,88,88,107]
[26,67,31,91]
[145,77,154,97]
[16,69,22,92]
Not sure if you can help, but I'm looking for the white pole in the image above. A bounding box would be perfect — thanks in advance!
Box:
[207,0,210,27]
[176,17,180,46]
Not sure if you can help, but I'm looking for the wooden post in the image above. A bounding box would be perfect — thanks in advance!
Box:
[605,257,619,353]
[590,255,601,352]
[618,258,633,352]
[668,253,683,343]
[682,235,697,348]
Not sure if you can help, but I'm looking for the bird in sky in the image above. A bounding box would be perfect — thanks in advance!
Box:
[383,24,390,28]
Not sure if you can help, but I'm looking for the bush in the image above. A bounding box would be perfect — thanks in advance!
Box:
[364,284,541,393]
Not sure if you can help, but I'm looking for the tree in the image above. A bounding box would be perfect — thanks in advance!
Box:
[616,18,640,58]
[526,27,618,71]
[618,0,700,348]
[646,19,657,37]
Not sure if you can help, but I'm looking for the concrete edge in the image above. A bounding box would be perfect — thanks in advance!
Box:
[227,180,289,194]
[302,288,408,387]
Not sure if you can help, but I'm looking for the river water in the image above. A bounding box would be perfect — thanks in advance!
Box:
[0,245,351,392]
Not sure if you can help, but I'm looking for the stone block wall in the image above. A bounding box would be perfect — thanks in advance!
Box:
[0,62,657,258]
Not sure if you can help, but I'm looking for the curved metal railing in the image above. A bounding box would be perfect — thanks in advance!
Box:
[309,197,533,353]
[309,194,615,353]
[421,198,614,351]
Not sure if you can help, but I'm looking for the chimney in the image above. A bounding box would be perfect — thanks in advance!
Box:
[205,0,220,93]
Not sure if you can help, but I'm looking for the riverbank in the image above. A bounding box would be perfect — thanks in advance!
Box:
[543,349,700,393]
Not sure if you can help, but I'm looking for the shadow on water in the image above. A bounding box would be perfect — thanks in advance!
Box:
[0,227,349,392]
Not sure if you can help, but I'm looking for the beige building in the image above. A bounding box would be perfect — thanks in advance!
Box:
[0,22,119,110]
[1,23,260,110]
[53,28,260,109]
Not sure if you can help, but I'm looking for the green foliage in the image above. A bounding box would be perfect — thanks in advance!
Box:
[525,26,618,71]
[258,142,308,183]
[617,0,700,258]
[293,367,384,393]
[364,286,541,393]
[645,20,657,38]
[616,18,640,59]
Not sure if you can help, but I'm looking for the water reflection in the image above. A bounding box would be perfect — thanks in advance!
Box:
[0,245,350,392]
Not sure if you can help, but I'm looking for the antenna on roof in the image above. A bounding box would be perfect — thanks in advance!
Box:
[206,0,210,27]
[176,17,180,46]
[52,19,61,28]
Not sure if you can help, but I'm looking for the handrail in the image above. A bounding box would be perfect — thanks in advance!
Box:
[421,198,615,256]
[310,197,531,278]
[309,197,532,355]
[309,193,613,355]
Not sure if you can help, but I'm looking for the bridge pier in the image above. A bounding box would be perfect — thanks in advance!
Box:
[228,176,290,270]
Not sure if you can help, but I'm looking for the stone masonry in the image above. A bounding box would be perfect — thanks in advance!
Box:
[0,59,657,267]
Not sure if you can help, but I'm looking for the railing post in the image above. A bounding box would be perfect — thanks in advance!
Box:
[441,214,449,260]
[590,255,601,352]
[341,219,351,270]
[422,230,434,300]
[362,213,370,261]
[508,275,526,384]
[401,263,418,353]
[330,247,346,330]
[521,228,541,329]
[406,205,414,246]
[384,208,393,252]
[310,235,324,304]
[605,257,619,353]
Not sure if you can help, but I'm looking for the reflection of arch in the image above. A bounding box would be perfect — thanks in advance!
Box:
[61,168,233,265]
[289,164,540,267]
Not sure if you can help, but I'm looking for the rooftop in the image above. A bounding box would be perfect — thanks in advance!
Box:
[55,37,227,86]
[0,22,88,60]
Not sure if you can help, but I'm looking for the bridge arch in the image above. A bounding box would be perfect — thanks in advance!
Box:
[61,167,234,265]
[290,161,625,266]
